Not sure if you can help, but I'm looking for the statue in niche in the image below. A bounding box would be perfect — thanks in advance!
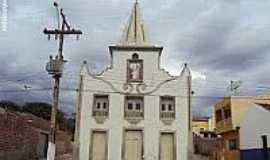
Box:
[129,63,141,80]
[127,54,143,82]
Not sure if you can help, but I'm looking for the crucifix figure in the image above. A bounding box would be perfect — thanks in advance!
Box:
[129,63,141,80]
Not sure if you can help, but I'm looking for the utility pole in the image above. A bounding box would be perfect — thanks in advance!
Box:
[43,2,82,160]
[187,66,193,154]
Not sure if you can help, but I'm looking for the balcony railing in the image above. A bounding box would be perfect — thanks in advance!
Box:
[160,112,175,125]
[93,110,108,124]
[160,112,175,119]
[124,111,143,124]
[125,111,143,118]
[93,110,108,117]
[216,118,233,133]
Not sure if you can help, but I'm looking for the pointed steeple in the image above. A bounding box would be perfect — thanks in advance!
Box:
[119,1,150,46]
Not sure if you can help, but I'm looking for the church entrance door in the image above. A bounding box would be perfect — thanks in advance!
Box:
[90,131,107,160]
[123,130,143,160]
[160,133,175,160]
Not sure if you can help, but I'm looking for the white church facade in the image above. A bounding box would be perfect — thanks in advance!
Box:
[73,1,192,160]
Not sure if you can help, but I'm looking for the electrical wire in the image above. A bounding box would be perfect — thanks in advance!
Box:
[0,87,269,100]
[0,74,269,92]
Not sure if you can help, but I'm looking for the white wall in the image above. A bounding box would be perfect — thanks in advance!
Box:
[76,47,190,160]
[239,104,270,150]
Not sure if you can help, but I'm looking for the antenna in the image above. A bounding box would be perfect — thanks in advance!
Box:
[228,80,242,96]
[53,2,60,30]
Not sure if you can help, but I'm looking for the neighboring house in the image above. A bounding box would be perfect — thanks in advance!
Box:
[193,134,220,157]
[208,115,216,132]
[0,109,49,160]
[193,116,219,158]
[192,116,217,138]
[73,1,192,160]
[0,108,72,160]
[192,109,216,133]
[239,103,270,160]
[215,96,270,160]
[192,117,209,135]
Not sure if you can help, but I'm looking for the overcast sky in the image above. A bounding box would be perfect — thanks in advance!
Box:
[1,0,270,116]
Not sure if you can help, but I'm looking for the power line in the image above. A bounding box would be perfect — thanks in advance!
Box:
[0,77,269,92]
[0,87,268,100]
[1,69,270,93]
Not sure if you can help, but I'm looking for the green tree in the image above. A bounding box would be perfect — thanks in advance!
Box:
[66,118,75,140]
[57,109,66,130]
[22,102,70,131]
[66,118,75,131]
[22,102,52,120]
[0,100,22,111]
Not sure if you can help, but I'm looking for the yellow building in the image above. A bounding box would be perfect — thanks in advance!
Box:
[192,115,216,138]
[192,117,210,135]
[215,96,256,160]
[208,116,216,131]
[192,116,219,157]
[215,95,270,160]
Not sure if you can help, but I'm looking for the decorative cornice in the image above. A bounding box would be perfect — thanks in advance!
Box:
[109,45,163,57]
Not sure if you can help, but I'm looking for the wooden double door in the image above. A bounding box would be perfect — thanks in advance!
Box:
[90,130,175,160]
[123,130,143,160]
[90,131,107,160]
[90,130,143,160]
[160,133,175,160]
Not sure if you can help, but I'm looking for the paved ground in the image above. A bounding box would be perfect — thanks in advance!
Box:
[189,154,211,160]
[53,153,210,160]
[53,154,209,160]
[55,154,72,160]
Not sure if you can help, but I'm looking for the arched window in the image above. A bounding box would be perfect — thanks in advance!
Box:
[132,53,139,60]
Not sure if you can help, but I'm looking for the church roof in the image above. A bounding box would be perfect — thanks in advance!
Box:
[119,1,151,47]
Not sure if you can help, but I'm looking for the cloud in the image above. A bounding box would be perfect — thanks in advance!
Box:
[1,0,270,115]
